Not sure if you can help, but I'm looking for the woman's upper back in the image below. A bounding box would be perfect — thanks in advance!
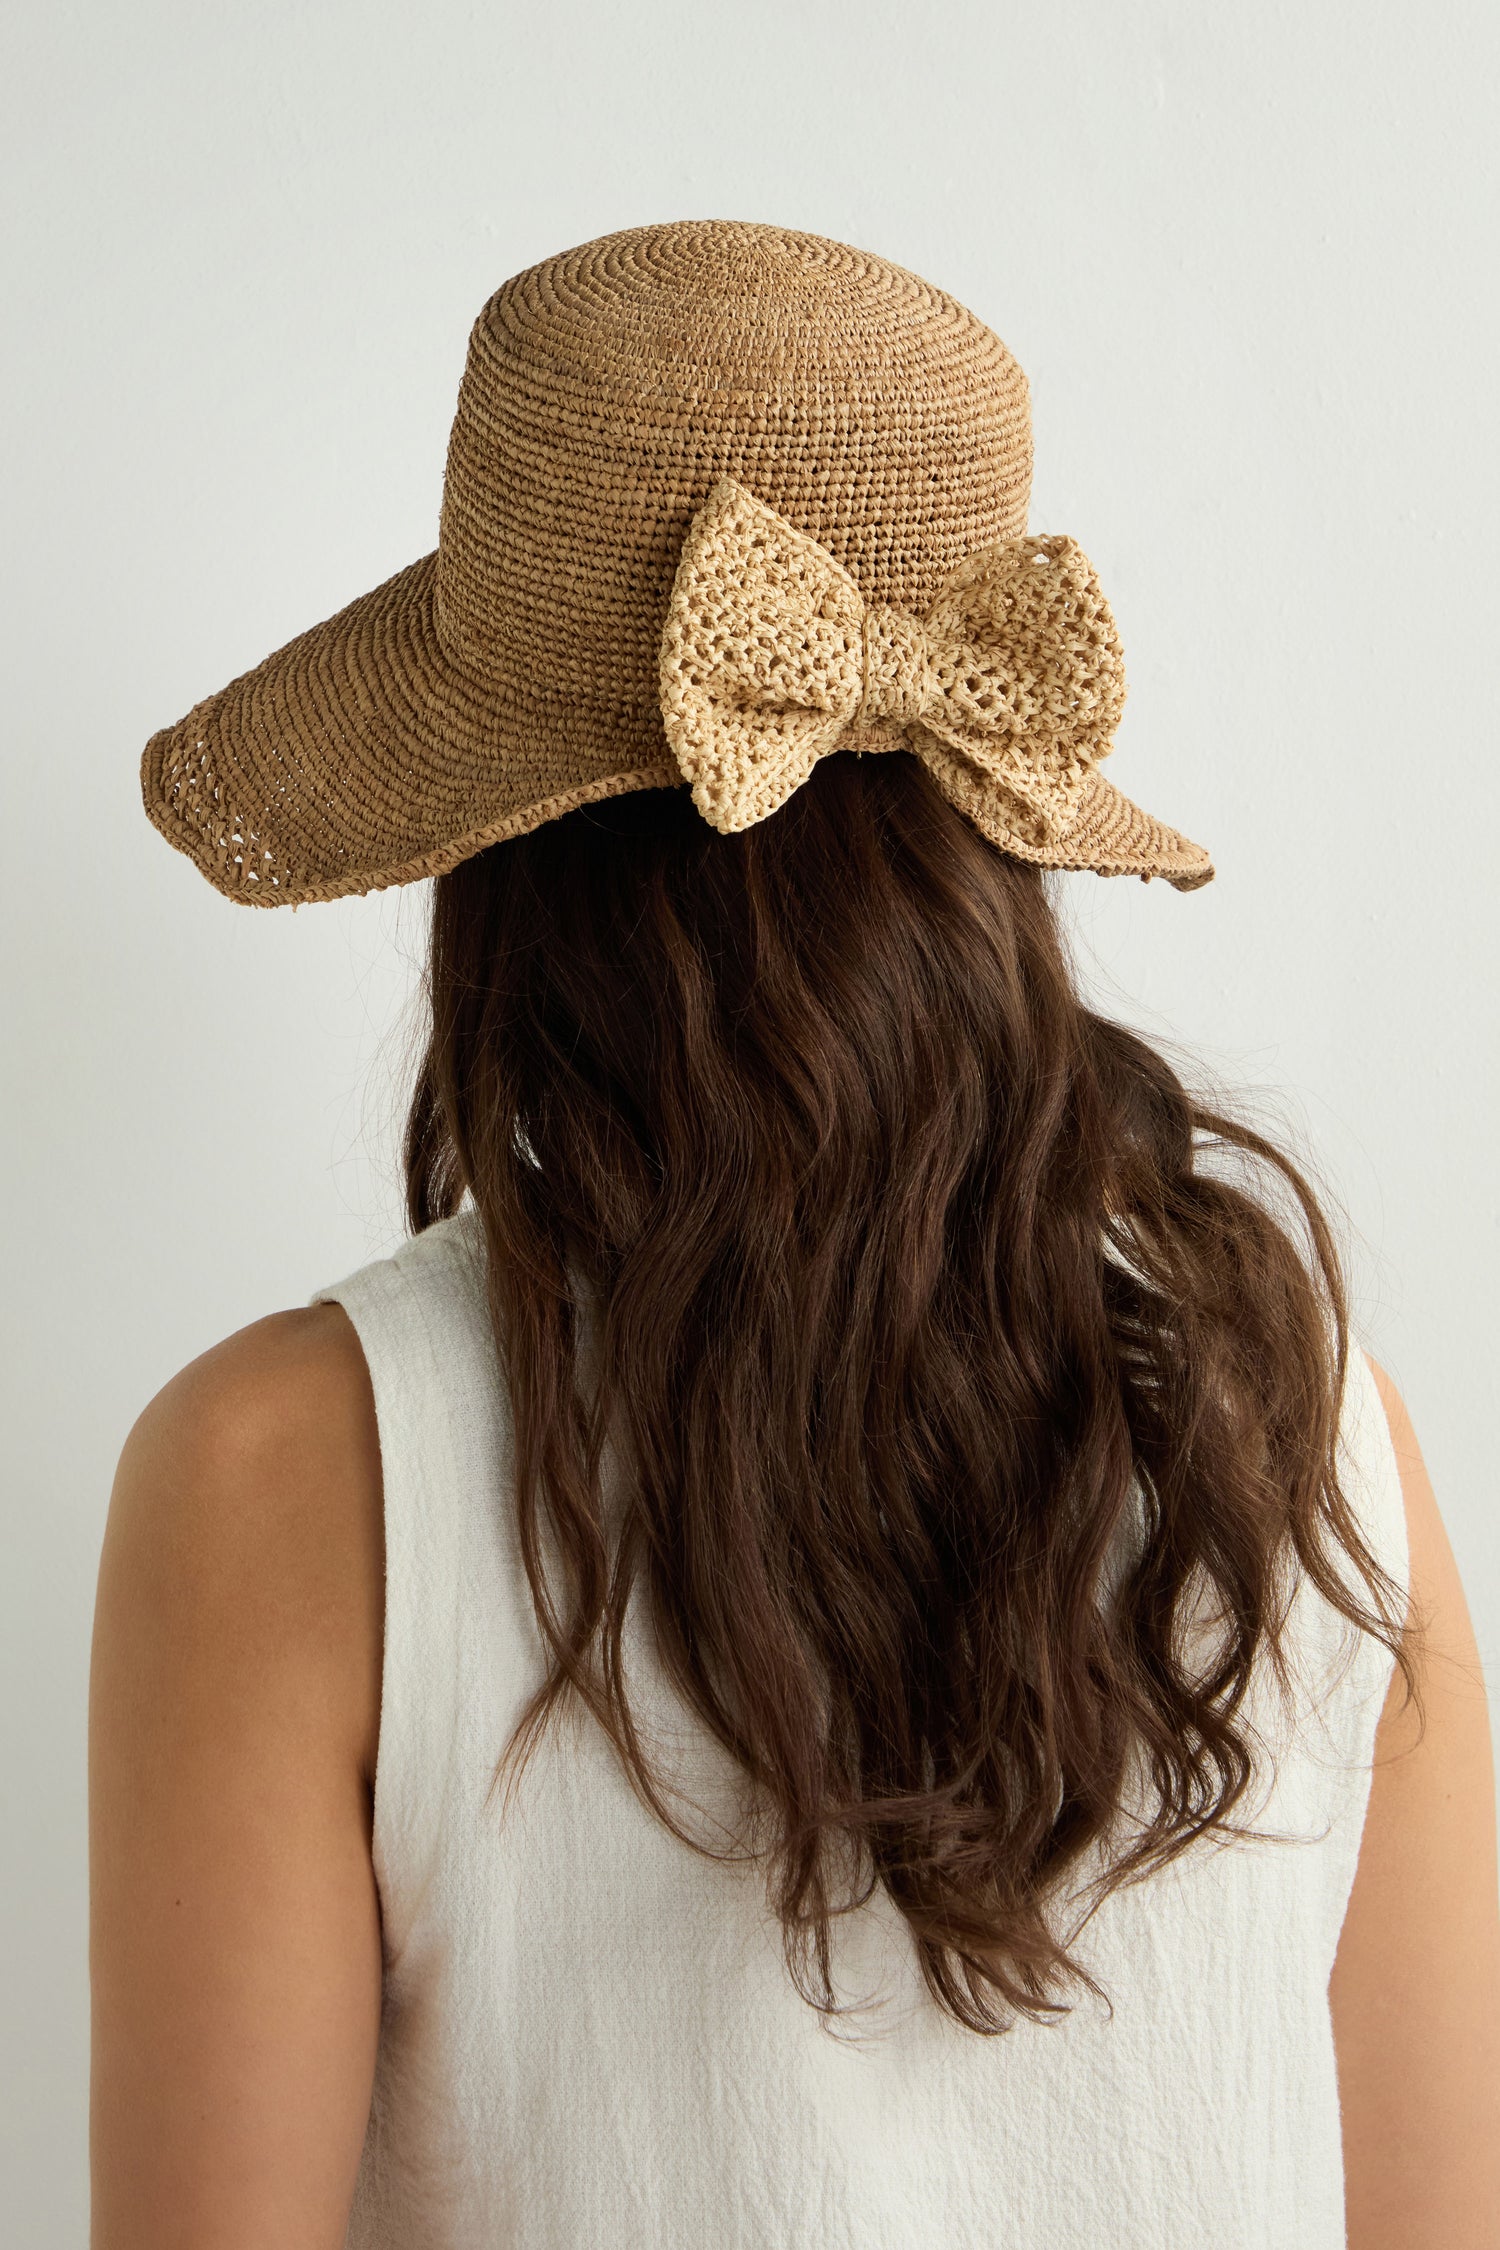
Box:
[312,1207,1409,2250]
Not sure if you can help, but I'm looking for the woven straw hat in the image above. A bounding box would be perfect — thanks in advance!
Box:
[141,220,1213,905]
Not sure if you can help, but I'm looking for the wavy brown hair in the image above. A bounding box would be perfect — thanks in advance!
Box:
[404,750,1413,2035]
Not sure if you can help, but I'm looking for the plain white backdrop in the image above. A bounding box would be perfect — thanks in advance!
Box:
[3,1,1496,2232]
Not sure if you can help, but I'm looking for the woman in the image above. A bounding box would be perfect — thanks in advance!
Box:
[91,222,1498,2247]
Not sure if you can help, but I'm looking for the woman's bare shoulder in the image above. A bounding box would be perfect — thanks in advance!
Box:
[1333,1350,1500,2247]
[102,1302,384,1780]
[91,1306,385,2241]
[125,1301,376,1474]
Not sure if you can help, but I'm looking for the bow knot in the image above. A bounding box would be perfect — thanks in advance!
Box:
[658,479,1128,846]
[858,605,931,729]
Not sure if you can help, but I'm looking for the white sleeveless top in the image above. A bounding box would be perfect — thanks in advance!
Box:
[313,1207,1407,2250]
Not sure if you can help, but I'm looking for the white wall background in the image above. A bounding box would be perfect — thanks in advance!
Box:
[3,1,1495,2232]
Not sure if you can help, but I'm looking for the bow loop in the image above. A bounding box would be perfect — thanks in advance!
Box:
[658,477,1127,842]
[917,534,1127,833]
[657,479,865,834]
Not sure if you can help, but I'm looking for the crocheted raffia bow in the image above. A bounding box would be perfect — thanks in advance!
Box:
[658,478,1128,842]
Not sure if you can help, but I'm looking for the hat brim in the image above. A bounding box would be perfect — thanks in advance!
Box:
[140,554,680,907]
[143,555,1214,905]
[916,736,1214,893]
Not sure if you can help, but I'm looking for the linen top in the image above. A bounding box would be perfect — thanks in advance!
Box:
[313,1206,1406,2250]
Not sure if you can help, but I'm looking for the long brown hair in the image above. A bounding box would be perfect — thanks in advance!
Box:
[404,750,1412,2034]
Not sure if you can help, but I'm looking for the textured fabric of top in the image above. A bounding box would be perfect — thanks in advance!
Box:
[141,220,1213,907]
[312,1210,1405,2250]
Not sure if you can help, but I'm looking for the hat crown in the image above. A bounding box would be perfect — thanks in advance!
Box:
[432,221,1033,712]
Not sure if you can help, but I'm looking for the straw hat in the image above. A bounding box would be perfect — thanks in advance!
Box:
[140,220,1213,905]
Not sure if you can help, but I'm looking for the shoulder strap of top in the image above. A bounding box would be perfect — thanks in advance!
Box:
[1341,1338,1410,1615]
[1325,1335,1411,1689]
[309,1208,501,1960]
[1274,1333,1411,1824]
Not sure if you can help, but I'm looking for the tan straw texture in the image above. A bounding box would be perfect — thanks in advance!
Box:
[141,220,1213,904]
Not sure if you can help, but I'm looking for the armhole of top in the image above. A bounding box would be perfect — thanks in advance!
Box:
[309,1225,476,1966]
